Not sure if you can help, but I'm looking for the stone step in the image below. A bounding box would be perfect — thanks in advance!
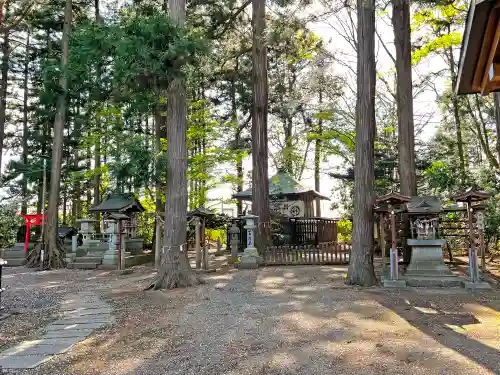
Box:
[74,256,102,264]
[1,250,27,259]
[68,262,99,269]
[0,258,25,266]
[404,276,464,288]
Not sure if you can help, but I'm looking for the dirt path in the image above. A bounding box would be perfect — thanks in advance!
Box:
[6,265,499,375]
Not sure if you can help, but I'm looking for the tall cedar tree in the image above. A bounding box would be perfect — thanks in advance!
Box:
[347,0,377,286]
[251,0,270,250]
[43,0,72,267]
[392,0,416,196]
[149,0,201,289]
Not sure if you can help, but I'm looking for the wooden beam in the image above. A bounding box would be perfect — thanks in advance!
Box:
[480,19,500,95]
[472,10,499,91]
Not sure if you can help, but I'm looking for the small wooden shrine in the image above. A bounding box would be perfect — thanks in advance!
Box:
[89,193,145,237]
[456,0,500,95]
[233,169,329,217]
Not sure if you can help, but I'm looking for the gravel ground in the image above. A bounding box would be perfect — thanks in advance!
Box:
[2,262,500,375]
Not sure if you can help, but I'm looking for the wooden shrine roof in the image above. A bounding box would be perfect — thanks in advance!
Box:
[456,0,500,95]
[233,170,330,201]
[453,187,490,202]
[89,193,145,213]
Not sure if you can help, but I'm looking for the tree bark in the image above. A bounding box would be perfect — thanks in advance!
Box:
[43,0,72,268]
[315,86,323,217]
[21,30,30,214]
[447,30,467,181]
[392,0,416,196]
[251,0,270,251]
[494,92,500,165]
[0,0,9,178]
[346,0,377,286]
[149,0,200,289]
[231,77,243,216]
[93,0,101,231]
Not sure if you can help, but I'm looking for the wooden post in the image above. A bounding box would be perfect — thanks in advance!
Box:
[154,216,161,269]
[390,209,398,280]
[477,210,486,274]
[379,213,386,273]
[202,217,208,270]
[467,198,477,282]
[195,217,201,269]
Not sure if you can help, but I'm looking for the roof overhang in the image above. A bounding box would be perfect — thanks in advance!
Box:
[456,0,500,95]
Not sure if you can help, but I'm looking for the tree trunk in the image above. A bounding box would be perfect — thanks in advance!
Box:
[346,0,377,286]
[42,0,72,269]
[252,0,270,251]
[494,92,500,164]
[21,30,30,214]
[392,0,416,196]
[149,0,200,290]
[447,33,467,182]
[231,77,243,216]
[0,1,9,178]
[314,86,323,217]
[93,0,101,232]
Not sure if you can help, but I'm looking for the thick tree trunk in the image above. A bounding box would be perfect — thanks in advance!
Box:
[252,0,270,251]
[93,0,101,231]
[0,1,9,178]
[43,0,72,269]
[346,0,377,286]
[494,92,500,164]
[392,0,416,196]
[21,31,30,214]
[149,0,200,289]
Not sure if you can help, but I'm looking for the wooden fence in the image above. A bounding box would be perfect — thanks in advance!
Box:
[262,242,350,266]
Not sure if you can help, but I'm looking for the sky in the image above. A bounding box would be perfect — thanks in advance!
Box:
[0,0,452,216]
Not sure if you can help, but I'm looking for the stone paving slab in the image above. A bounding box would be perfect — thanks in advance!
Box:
[43,329,95,339]
[0,291,114,369]
[1,342,77,356]
[52,316,113,324]
[60,307,111,315]
[45,322,107,331]
[0,354,52,369]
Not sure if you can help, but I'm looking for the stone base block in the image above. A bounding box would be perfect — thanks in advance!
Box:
[383,279,407,288]
[462,281,492,290]
[238,255,259,269]
[404,276,463,288]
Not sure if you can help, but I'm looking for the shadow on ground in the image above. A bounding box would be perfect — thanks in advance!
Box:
[9,264,500,375]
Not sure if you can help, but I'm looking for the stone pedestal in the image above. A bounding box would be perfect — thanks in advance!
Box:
[238,215,260,269]
[404,239,462,287]
[406,239,452,276]
[228,222,240,262]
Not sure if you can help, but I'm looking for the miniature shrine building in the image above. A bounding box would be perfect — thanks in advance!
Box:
[456,0,500,95]
[232,170,330,217]
[89,194,145,236]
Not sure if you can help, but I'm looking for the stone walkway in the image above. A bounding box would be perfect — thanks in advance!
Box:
[0,291,113,370]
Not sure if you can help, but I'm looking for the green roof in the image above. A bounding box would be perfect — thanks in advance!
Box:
[233,170,329,201]
[89,194,145,213]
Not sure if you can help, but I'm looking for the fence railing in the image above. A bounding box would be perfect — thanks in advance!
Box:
[262,242,350,266]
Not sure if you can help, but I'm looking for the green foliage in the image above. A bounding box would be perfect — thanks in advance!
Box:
[337,219,352,243]
[412,32,462,65]
[0,202,24,249]
[423,161,455,195]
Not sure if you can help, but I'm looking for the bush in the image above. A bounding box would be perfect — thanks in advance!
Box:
[0,202,24,249]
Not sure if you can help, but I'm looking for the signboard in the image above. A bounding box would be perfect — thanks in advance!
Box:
[247,229,254,248]
[476,212,485,230]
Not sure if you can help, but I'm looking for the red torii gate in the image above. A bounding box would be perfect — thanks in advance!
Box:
[18,213,45,253]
